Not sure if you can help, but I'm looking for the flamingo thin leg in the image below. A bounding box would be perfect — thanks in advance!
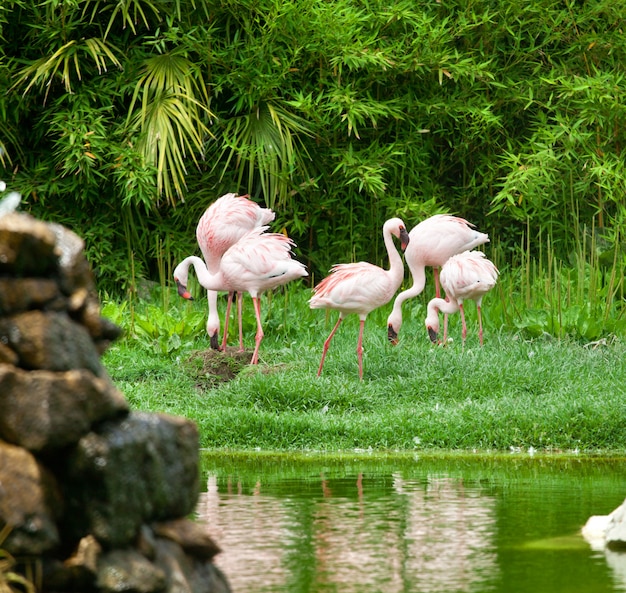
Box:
[433,267,441,298]
[356,318,366,381]
[459,303,467,349]
[221,291,235,351]
[237,291,244,352]
[317,316,343,377]
[434,269,451,342]
[477,304,484,346]
[250,296,264,365]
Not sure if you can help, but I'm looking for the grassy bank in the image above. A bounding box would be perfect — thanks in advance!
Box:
[102,287,626,454]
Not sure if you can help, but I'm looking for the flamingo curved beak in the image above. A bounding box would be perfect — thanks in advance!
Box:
[209,332,220,351]
[387,324,399,345]
[175,279,194,300]
[399,227,410,251]
[427,327,438,344]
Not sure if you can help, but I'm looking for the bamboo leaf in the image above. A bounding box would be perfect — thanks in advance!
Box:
[12,38,122,100]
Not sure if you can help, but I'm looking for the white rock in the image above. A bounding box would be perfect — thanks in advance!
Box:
[582,498,626,551]
[582,514,610,550]
[605,499,626,549]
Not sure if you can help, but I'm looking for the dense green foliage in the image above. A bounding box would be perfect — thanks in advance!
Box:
[0,525,36,593]
[1,1,625,304]
[102,289,626,453]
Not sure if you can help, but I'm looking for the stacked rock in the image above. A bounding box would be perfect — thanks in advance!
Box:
[0,210,230,593]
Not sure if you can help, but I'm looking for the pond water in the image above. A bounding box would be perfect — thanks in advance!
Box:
[196,452,626,593]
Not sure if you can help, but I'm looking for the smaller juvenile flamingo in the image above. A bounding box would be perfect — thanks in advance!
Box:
[196,193,275,351]
[424,250,499,347]
[309,218,410,380]
[174,227,307,364]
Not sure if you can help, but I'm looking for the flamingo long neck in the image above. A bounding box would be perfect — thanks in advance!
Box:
[383,225,405,286]
[428,297,460,318]
[184,256,228,292]
[388,262,427,322]
[206,289,220,336]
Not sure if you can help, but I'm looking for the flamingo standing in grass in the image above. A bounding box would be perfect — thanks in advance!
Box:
[387,214,489,344]
[174,227,307,365]
[196,193,275,350]
[425,250,499,347]
[309,218,410,380]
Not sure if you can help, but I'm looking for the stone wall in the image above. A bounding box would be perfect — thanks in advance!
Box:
[0,211,230,593]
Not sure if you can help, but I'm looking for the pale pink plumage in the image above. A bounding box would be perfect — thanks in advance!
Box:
[195,193,275,350]
[387,214,489,344]
[174,227,307,365]
[425,250,499,346]
[310,218,410,380]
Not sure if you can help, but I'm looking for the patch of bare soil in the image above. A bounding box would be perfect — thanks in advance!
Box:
[187,347,253,386]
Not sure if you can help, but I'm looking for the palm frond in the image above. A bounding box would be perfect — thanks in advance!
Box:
[218,101,313,210]
[127,52,214,205]
[82,0,162,37]
[12,38,122,101]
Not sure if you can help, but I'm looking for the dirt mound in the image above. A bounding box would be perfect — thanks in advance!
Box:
[188,348,253,385]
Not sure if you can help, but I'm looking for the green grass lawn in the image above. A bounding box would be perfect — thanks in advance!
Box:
[102,288,626,454]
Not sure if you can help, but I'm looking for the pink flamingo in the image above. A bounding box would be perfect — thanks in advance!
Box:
[387,214,489,344]
[174,227,307,365]
[425,250,499,346]
[309,218,410,380]
[195,193,275,351]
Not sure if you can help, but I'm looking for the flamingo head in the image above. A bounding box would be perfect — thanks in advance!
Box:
[387,308,403,345]
[207,311,221,351]
[386,218,410,251]
[173,259,195,300]
[175,278,194,300]
[398,226,410,251]
[424,309,441,344]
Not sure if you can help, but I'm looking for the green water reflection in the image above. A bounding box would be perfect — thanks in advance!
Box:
[196,452,626,593]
